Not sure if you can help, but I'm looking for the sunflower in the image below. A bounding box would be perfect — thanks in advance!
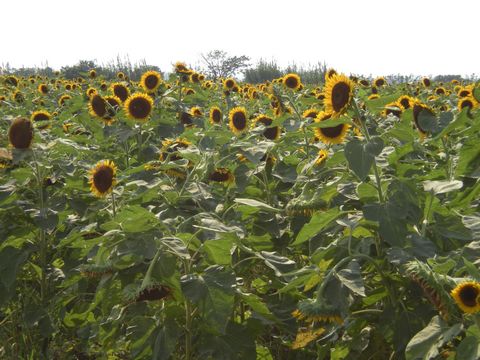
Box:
[88,160,117,197]
[451,281,480,314]
[209,168,235,184]
[435,87,446,95]
[5,75,19,87]
[190,72,200,83]
[324,73,355,116]
[174,61,192,74]
[117,71,125,79]
[190,106,203,117]
[374,77,386,87]
[160,138,191,162]
[31,110,52,122]
[359,79,370,87]
[124,93,154,121]
[86,87,98,98]
[103,96,121,124]
[383,102,402,118]
[458,88,472,98]
[223,78,237,90]
[315,149,329,166]
[88,94,107,118]
[292,298,343,325]
[397,95,413,110]
[110,82,130,102]
[254,115,280,140]
[209,106,222,124]
[228,107,248,135]
[140,70,162,93]
[314,111,350,145]
[302,108,319,120]
[58,94,72,106]
[283,73,302,90]
[38,84,49,95]
[89,69,97,78]
[9,117,34,149]
[421,77,431,87]
[368,94,380,100]
[184,88,195,95]
[412,101,435,137]
[458,97,477,112]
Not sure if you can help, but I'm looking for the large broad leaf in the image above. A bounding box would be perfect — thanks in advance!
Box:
[0,246,33,305]
[203,239,233,265]
[101,205,160,233]
[336,260,365,296]
[234,198,281,213]
[292,208,345,246]
[152,317,182,360]
[345,138,377,181]
[423,180,463,194]
[405,315,462,360]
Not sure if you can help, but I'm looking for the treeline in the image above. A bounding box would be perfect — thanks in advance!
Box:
[0,56,161,81]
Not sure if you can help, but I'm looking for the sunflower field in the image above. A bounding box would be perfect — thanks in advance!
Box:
[0,64,480,360]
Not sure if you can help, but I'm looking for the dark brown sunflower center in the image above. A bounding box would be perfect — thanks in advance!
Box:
[232,112,247,130]
[225,79,235,88]
[400,98,410,108]
[423,79,430,86]
[33,113,50,121]
[461,100,473,109]
[331,82,351,112]
[210,170,230,182]
[264,127,279,140]
[9,118,33,149]
[376,79,385,86]
[305,111,318,119]
[114,86,129,101]
[211,109,221,123]
[91,95,107,117]
[93,166,114,193]
[320,124,345,138]
[129,97,151,119]
[459,90,470,97]
[145,75,159,89]
[285,76,299,89]
[180,112,192,125]
[40,85,48,93]
[459,286,479,307]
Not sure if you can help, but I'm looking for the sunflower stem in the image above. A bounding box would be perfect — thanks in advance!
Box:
[111,191,116,219]
[288,92,311,162]
[352,98,385,204]
[421,190,434,238]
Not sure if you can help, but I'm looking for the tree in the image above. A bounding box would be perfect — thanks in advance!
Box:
[200,50,250,80]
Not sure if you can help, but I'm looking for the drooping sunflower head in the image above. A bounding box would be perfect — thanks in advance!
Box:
[228,107,248,135]
[38,84,49,95]
[324,73,355,116]
[451,281,480,314]
[254,115,280,140]
[209,168,235,185]
[209,106,222,124]
[374,77,386,87]
[140,70,162,93]
[283,73,302,91]
[110,82,130,102]
[292,298,343,325]
[315,149,329,166]
[412,101,435,136]
[88,94,107,118]
[31,110,52,122]
[124,93,154,121]
[314,111,350,145]
[9,117,34,149]
[88,160,117,197]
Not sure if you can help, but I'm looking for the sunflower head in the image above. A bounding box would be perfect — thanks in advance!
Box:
[228,107,248,135]
[302,108,319,120]
[324,73,355,116]
[435,87,446,95]
[58,94,72,106]
[422,77,431,87]
[451,281,480,314]
[111,82,130,102]
[209,168,235,185]
[209,106,222,125]
[174,61,192,74]
[124,93,154,121]
[117,71,125,79]
[412,101,435,136]
[89,69,97,78]
[458,97,477,112]
[140,70,162,93]
[314,111,350,145]
[292,298,343,325]
[254,115,280,140]
[160,138,191,162]
[383,102,402,118]
[223,78,237,90]
[190,106,203,117]
[315,149,329,166]
[88,160,117,197]
[31,110,52,122]
[374,77,386,87]
[283,73,302,91]
[38,84,49,95]
[397,95,413,110]
[9,117,34,149]
[88,94,107,118]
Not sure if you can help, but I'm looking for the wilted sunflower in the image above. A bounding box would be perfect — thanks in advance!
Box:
[324,73,355,116]
[421,77,431,87]
[88,94,107,118]
[9,117,34,149]
[374,77,386,87]
[124,93,154,121]
[140,70,162,93]
[292,298,343,325]
[314,111,350,145]
[412,101,435,137]
[254,115,280,140]
[283,73,302,90]
[110,82,130,102]
[88,160,117,197]
[38,84,49,95]
[209,106,222,124]
[451,281,480,314]
[31,110,52,122]
[315,149,329,166]
[209,168,235,184]
[228,107,248,135]
[58,94,72,106]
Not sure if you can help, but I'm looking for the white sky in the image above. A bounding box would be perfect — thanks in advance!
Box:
[1,0,478,77]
